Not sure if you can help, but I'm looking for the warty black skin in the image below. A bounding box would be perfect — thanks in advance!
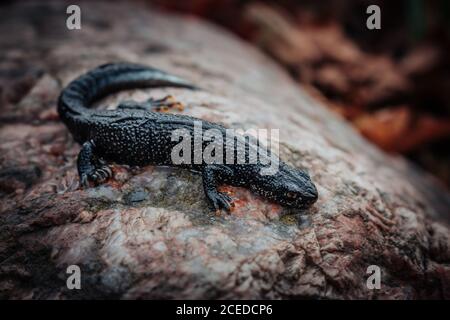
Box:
[58,62,318,211]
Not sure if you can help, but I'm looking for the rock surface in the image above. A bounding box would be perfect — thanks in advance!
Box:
[0,1,449,299]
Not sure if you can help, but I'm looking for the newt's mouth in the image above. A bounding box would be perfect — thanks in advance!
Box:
[286,191,318,209]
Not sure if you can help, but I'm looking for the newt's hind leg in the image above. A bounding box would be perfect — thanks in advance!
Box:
[116,100,149,111]
[117,95,184,112]
[148,95,184,112]
[77,140,112,188]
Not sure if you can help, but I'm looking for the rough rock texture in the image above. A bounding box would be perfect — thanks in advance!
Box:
[0,1,449,299]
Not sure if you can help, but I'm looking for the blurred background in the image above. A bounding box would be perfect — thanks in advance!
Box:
[143,0,450,186]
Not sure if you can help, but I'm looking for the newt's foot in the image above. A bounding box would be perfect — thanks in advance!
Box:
[148,95,184,112]
[206,190,233,212]
[80,165,113,188]
[117,95,184,112]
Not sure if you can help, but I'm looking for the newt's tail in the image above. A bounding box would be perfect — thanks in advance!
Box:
[58,62,197,121]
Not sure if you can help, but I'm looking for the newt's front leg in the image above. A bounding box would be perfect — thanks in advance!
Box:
[77,140,112,188]
[202,165,234,211]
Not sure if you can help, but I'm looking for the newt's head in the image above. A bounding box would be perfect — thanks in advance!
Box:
[251,164,318,209]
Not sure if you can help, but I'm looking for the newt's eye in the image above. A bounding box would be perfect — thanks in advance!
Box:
[286,192,298,199]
